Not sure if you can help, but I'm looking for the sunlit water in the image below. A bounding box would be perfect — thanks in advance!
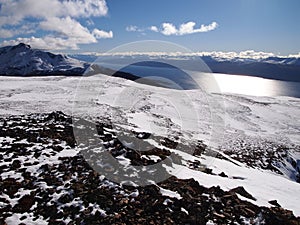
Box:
[194,72,300,98]
[97,61,300,98]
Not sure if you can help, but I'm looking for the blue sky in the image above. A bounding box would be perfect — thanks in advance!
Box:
[0,0,299,55]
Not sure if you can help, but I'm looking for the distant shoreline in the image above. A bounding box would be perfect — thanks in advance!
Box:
[1,71,299,84]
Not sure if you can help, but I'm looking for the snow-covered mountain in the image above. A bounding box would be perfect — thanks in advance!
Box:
[202,56,300,82]
[0,43,89,76]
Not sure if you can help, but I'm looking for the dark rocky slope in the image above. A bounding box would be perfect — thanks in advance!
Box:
[0,112,299,225]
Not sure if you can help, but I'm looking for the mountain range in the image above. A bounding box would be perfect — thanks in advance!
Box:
[202,55,300,82]
[71,53,300,82]
[0,43,299,83]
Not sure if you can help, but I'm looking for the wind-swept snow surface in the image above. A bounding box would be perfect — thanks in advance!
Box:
[0,75,299,223]
[0,75,299,145]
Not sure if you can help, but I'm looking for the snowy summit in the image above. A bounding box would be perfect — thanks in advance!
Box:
[0,43,89,76]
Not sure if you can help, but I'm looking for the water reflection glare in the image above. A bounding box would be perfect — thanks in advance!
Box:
[213,73,279,96]
[193,73,300,98]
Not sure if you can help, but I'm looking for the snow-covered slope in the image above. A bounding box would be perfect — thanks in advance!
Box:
[0,75,299,224]
[0,43,89,76]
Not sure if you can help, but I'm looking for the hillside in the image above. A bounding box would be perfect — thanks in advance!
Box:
[0,44,88,76]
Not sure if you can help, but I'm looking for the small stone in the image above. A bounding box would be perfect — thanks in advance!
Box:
[13,194,35,213]
[11,160,21,169]
[213,212,226,218]
[269,200,281,207]
[219,172,228,177]
[230,186,256,201]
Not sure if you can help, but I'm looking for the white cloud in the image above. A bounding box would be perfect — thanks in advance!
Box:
[0,0,111,50]
[126,21,218,36]
[0,24,36,38]
[0,29,15,38]
[198,21,218,32]
[86,19,95,26]
[149,26,158,32]
[87,50,288,60]
[191,50,276,59]
[0,36,79,50]
[161,21,218,36]
[161,23,177,35]
[126,25,140,32]
[126,25,160,33]
[39,17,97,43]
[75,50,300,60]
[237,50,275,59]
[92,29,113,39]
[288,53,300,58]
[178,22,196,34]
[0,0,108,25]
[60,0,108,18]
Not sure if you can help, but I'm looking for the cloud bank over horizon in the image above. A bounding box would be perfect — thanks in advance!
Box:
[0,0,113,50]
[76,49,300,60]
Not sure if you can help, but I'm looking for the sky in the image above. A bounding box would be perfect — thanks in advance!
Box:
[0,0,299,55]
